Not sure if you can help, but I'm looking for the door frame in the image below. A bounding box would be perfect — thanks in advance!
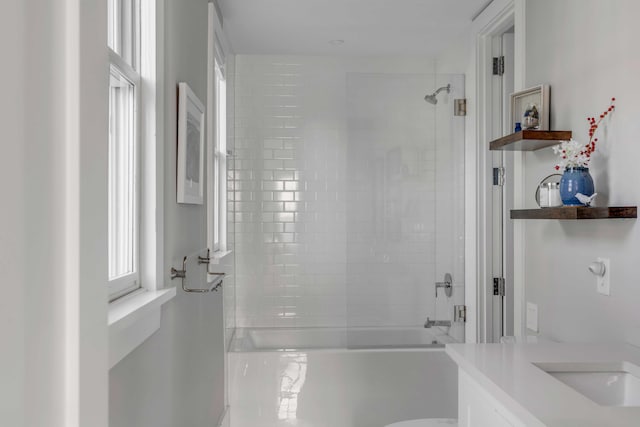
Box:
[464,0,526,342]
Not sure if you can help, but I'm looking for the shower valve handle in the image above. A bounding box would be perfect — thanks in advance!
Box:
[435,273,453,298]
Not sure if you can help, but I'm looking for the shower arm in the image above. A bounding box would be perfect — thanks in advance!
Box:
[432,84,451,96]
[424,84,452,104]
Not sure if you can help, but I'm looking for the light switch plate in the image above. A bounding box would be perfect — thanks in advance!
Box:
[596,257,611,296]
[526,302,539,332]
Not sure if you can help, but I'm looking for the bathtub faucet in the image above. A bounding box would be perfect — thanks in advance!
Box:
[424,317,451,328]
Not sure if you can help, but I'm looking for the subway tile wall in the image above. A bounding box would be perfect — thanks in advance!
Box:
[233,56,348,328]
[232,55,464,331]
[224,55,237,347]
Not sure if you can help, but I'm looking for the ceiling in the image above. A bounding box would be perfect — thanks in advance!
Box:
[216,0,492,56]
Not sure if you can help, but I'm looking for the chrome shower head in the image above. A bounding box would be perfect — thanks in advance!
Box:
[424,94,438,105]
[424,84,451,105]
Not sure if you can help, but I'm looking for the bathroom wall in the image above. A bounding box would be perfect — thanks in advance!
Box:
[109,0,233,426]
[2,0,110,425]
[225,55,237,348]
[1,3,25,423]
[2,1,69,424]
[521,0,640,345]
[233,55,350,328]
[233,55,465,331]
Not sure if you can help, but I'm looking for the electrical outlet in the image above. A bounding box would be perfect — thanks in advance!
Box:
[596,258,611,296]
[526,302,538,332]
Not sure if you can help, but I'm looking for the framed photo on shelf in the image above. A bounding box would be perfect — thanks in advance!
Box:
[177,82,205,204]
[510,84,550,131]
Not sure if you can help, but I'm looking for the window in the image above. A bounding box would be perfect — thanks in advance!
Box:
[207,19,228,260]
[211,61,226,252]
[108,0,141,300]
[106,0,174,368]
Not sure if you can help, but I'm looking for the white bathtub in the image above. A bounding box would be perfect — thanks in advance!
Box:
[229,327,458,427]
[231,327,456,351]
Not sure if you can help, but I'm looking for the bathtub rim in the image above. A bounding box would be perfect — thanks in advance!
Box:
[229,326,456,353]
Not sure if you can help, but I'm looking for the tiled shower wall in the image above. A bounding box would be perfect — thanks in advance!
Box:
[224,54,236,347]
[232,55,464,331]
[233,56,348,328]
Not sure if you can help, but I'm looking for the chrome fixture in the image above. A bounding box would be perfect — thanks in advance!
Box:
[198,248,227,278]
[170,249,225,293]
[170,263,186,280]
[435,273,453,298]
[424,317,452,328]
[424,84,451,105]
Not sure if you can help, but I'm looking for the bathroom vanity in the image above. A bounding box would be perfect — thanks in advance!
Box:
[445,343,640,426]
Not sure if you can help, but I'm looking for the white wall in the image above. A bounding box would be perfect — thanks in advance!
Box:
[436,28,472,76]
[225,54,238,347]
[2,1,229,425]
[2,0,109,425]
[233,56,465,333]
[1,1,26,424]
[109,0,231,425]
[233,55,350,328]
[522,0,640,345]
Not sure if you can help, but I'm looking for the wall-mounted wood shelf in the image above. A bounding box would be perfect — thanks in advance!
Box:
[490,130,572,151]
[510,206,637,220]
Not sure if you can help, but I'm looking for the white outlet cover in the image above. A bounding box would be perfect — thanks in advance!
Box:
[526,302,539,332]
[596,257,611,296]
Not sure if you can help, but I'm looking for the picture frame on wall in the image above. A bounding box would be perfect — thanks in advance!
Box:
[510,84,550,132]
[177,82,205,204]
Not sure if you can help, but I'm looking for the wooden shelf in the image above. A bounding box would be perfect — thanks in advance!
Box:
[510,206,637,220]
[490,130,572,151]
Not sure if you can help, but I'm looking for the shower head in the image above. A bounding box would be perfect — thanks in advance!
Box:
[424,94,438,105]
[424,84,451,105]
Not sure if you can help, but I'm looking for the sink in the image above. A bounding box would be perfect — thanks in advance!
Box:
[534,362,640,407]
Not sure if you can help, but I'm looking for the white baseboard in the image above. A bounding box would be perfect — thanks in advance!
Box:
[217,406,230,427]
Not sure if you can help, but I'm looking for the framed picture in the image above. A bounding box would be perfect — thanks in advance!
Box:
[177,82,205,204]
[510,84,550,131]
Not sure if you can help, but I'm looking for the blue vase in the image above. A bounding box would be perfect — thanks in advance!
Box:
[560,167,594,206]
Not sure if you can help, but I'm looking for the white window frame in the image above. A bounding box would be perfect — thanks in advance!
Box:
[108,0,142,301]
[206,6,230,264]
[210,62,226,252]
[107,63,140,299]
[107,0,175,368]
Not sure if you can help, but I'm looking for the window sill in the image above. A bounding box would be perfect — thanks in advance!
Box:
[209,249,232,264]
[108,287,176,368]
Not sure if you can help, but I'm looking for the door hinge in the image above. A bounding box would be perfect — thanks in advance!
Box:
[454,305,467,323]
[493,277,506,296]
[493,167,505,186]
[454,99,467,116]
[493,56,505,76]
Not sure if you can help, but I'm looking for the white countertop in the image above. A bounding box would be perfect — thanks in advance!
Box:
[446,343,640,427]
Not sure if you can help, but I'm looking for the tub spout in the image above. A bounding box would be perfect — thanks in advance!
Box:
[424,317,451,328]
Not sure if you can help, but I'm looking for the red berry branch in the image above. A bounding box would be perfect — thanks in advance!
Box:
[553,98,616,171]
[584,97,616,158]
